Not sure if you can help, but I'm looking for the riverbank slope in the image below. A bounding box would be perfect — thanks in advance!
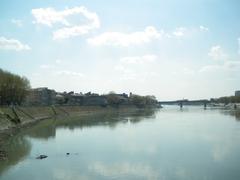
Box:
[0,105,158,134]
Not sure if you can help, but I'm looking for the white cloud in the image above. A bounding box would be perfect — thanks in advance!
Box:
[182,68,195,75]
[0,37,31,51]
[199,25,209,32]
[201,44,240,73]
[32,6,100,39]
[87,26,163,46]
[199,45,240,73]
[173,27,187,37]
[32,7,69,27]
[120,54,157,64]
[55,70,85,77]
[114,64,131,73]
[199,61,240,73]
[120,72,138,81]
[172,26,208,38]
[224,61,240,69]
[53,24,95,40]
[40,64,54,69]
[115,55,159,81]
[55,59,62,64]
[199,65,222,73]
[208,45,227,60]
[114,64,136,80]
[11,19,23,27]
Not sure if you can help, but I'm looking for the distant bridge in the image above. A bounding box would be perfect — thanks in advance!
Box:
[159,99,210,106]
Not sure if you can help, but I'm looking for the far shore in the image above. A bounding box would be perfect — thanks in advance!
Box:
[0,105,157,138]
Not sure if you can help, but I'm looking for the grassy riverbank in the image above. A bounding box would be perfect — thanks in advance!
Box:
[0,105,154,134]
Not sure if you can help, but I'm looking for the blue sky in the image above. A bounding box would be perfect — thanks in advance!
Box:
[0,0,240,100]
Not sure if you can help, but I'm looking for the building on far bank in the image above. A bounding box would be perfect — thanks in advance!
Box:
[235,90,240,97]
[25,87,56,105]
[115,93,129,105]
[83,96,108,106]
[54,91,108,106]
[23,88,156,107]
[67,93,84,105]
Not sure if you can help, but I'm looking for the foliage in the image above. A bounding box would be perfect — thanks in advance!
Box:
[211,96,240,104]
[105,92,122,106]
[105,92,158,107]
[0,68,31,105]
[130,95,146,107]
[130,94,158,107]
[145,95,158,105]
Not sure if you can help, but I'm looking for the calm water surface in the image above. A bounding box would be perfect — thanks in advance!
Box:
[1,106,240,180]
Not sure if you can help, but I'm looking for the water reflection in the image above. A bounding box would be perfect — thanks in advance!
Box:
[220,109,240,121]
[1,107,240,180]
[0,136,31,176]
[88,162,159,180]
[0,108,157,176]
[25,108,157,140]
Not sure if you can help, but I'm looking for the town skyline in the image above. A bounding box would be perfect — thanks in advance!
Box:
[1,0,240,100]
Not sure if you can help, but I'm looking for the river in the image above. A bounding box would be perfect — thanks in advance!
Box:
[1,106,240,180]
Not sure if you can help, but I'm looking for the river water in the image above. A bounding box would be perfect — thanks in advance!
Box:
[1,106,240,180]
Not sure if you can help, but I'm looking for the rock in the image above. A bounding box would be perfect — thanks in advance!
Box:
[0,150,7,161]
[36,155,48,159]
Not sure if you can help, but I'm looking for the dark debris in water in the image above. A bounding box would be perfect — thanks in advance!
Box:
[35,153,79,160]
[36,155,48,159]
[66,152,79,156]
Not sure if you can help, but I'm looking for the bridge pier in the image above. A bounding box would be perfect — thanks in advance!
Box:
[179,102,183,109]
[234,104,237,109]
[204,102,207,109]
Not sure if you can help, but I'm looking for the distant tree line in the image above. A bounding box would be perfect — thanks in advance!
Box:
[0,68,30,105]
[130,94,158,107]
[105,92,122,106]
[105,91,158,108]
[211,96,240,104]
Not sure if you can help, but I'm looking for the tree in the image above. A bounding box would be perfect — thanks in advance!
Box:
[105,92,121,106]
[0,68,31,105]
[212,96,240,104]
[129,94,158,107]
[145,95,158,105]
[130,95,146,107]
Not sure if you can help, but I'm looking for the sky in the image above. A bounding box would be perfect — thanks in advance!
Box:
[0,0,240,100]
